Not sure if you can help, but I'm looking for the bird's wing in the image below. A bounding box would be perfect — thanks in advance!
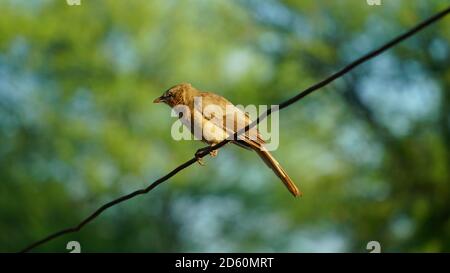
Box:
[196,92,265,147]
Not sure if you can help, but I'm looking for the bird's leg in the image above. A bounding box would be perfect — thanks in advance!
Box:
[194,144,219,165]
[209,144,218,157]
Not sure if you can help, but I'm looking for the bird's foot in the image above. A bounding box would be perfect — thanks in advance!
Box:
[196,157,206,166]
[210,149,218,157]
[195,145,218,165]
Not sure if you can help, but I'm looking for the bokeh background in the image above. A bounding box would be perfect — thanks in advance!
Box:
[0,0,449,252]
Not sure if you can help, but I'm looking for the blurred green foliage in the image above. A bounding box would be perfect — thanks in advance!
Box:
[0,0,449,252]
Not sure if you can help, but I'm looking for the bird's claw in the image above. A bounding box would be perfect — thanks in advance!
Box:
[195,146,218,165]
[197,157,206,166]
[210,149,218,157]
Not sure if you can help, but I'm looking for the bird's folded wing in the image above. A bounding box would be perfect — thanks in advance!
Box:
[195,93,265,148]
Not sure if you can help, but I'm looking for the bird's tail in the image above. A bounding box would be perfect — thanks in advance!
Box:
[255,149,302,197]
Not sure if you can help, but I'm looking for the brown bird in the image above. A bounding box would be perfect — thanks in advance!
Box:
[154,83,301,197]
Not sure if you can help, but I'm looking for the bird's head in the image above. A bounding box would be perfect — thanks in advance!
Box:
[153,83,194,107]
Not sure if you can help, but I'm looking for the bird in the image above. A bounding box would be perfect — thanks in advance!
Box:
[154,83,301,197]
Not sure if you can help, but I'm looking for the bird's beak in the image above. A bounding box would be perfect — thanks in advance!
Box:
[153,96,164,103]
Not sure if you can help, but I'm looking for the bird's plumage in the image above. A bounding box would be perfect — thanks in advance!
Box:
[154,83,301,197]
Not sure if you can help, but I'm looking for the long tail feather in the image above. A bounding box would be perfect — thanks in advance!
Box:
[255,149,302,197]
